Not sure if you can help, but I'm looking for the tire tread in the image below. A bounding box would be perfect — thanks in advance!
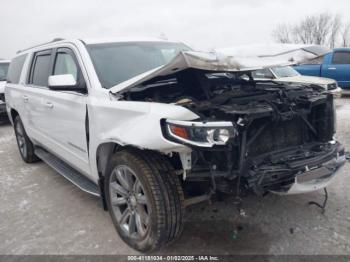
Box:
[106,149,184,252]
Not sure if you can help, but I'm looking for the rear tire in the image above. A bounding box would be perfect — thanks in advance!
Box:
[14,116,39,163]
[105,150,184,252]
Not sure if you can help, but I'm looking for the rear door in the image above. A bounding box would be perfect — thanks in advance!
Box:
[26,49,54,142]
[27,47,90,175]
[322,51,350,88]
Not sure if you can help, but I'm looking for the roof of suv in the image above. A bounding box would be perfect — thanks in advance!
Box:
[0,60,10,63]
[333,47,350,52]
[82,37,178,45]
[16,37,181,55]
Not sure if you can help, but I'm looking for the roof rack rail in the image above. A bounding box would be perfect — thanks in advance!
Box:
[52,38,65,42]
[17,38,66,54]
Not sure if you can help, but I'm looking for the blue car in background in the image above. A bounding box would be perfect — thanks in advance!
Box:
[294,48,350,93]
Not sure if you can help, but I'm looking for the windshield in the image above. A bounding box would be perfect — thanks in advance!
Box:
[0,63,9,81]
[271,66,300,78]
[87,42,191,89]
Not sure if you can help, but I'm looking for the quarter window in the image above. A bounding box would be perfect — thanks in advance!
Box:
[7,54,27,84]
[332,52,350,64]
[31,52,52,87]
[0,63,9,81]
[53,52,78,80]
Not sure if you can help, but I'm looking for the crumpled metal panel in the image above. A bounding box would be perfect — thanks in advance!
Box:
[110,44,330,94]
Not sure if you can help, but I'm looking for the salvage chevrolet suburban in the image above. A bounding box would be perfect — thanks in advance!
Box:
[5,38,346,252]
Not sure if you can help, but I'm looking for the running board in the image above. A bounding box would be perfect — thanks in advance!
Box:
[35,147,100,197]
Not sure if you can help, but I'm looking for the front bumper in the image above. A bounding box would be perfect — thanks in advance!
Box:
[271,145,346,195]
[244,141,346,195]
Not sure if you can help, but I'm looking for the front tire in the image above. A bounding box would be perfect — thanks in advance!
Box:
[14,116,39,163]
[105,150,184,252]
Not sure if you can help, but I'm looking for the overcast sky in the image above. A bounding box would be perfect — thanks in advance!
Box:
[0,0,349,58]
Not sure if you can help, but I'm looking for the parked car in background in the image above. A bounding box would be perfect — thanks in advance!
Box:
[0,60,10,122]
[252,66,341,97]
[293,48,350,94]
[5,38,346,252]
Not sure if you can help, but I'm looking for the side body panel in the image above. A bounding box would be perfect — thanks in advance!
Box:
[293,64,322,77]
[28,87,90,175]
[321,51,350,89]
[5,54,33,129]
[87,98,198,183]
[6,42,93,177]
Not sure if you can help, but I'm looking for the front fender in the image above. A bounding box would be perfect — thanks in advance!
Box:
[88,100,198,180]
[91,101,198,152]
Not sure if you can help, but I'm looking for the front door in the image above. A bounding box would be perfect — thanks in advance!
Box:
[28,47,90,175]
[322,51,350,88]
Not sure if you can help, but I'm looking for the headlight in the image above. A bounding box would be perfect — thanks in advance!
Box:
[165,120,237,147]
[327,82,338,91]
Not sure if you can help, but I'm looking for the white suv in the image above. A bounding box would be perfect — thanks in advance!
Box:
[5,38,346,252]
[0,60,10,121]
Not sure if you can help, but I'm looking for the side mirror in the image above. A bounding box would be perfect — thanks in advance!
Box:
[48,74,77,90]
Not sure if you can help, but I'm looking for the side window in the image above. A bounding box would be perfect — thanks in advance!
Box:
[7,54,27,84]
[332,52,350,64]
[30,50,52,87]
[0,63,9,81]
[53,52,78,80]
[252,68,274,79]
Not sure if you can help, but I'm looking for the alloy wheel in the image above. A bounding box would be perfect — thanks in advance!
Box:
[15,121,27,157]
[109,165,150,239]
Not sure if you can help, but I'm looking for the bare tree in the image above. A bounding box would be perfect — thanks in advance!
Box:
[329,14,342,48]
[272,24,293,44]
[272,12,347,48]
[293,15,318,44]
[342,23,350,47]
[313,13,332,45]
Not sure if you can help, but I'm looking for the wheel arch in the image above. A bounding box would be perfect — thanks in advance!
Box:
[96,142,183,179]
[95,142,183,211]
[9,108,19,124]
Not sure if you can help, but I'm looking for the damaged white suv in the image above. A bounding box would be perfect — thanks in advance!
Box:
[5,38,346,252]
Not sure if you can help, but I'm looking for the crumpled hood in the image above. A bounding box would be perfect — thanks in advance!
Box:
[216,44,330,62]
[276,75,336,86]
[110,44,330,94]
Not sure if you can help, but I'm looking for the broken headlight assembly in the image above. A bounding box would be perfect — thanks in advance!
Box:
[164,119,237,147]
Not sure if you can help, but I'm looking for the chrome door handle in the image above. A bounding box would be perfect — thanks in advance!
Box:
[23,95,29,102]
[328,67,337,70]
[45,102,54,109]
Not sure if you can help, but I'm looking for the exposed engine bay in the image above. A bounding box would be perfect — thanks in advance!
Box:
[118,68,344,195]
